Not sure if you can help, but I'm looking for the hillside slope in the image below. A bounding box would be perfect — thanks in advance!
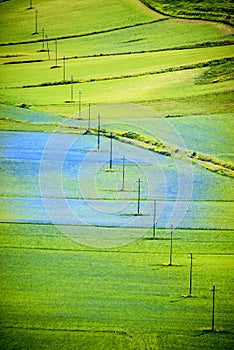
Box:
[140,0,234,25]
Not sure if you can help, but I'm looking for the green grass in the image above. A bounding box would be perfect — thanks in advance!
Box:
[0,223,233,349]
[196,60,234,84]
[0,0,159,43]
[139,91,234,116]
[0,0,233,121]
[1,68,233,112]
[1,47,233,89]
[0,0,234,348]
[103,112,234,162]
[1,18,232,62]
[140,0,234,25]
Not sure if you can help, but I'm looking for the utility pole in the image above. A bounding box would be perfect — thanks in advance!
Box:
[63,56,66,81]
[188,253,195,296]
[153,199,157,239]
[78,91,83,119]
[29,0,33,9]
[70,74,74,101]
[121,156,125,191]
[55,39,58,67]
[88,103,91,130]
[45,34,50,60]
[33,7,39,34]
[136,178,142,215]
[41,27,45,51]
[210,285,218,332]
[97,114,101,150]
[169,225,173,266]
[109,132,113,169]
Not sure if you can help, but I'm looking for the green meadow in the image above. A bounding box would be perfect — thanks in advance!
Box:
[0,224,233,350]
[0,0,233,349]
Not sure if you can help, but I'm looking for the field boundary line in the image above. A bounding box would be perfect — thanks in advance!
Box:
[0,325,132,337]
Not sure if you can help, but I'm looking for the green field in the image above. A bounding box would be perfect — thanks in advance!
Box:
[0,0,234,349]
[140,0,234,25]
[0,224,233,349]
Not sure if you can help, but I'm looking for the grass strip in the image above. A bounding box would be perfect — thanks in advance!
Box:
[0,19,166,47]
[9,57,234,89]
[3,40,234,66]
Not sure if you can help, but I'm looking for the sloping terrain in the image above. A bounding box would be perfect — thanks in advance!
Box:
[0,1,233,350]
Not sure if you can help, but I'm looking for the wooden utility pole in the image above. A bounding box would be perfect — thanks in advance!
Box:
[41,27,45,51]
[63,56,66,81]
[78,91,83,119]
[70,74,74,101]
[55,39,58,67]
[109,132,113,169]
[97,114,101,150]
[188,253,195,296]
[136,178,142,215]
[153,199,157,239]
[88,103,91,130]
[169,225,173,266]
[210,285,218,332]
[45,34,50,59]
[121,156,125,191]
[33,7,39,34]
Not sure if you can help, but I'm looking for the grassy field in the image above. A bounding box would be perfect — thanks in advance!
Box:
[0,223,233,349]
[0,0,234,349]
[0,0,160,43]
[140,0,234,25]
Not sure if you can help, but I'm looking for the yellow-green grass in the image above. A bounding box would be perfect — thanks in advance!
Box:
[141,0,234,26]
[0,223,233,349]
[0,18,232,64]
[139,91,234,116]
[1,68,233,116]
[1,46,234,89]
[0,0,160,44]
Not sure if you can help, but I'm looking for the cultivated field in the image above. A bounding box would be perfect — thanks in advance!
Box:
[0,0,233,349]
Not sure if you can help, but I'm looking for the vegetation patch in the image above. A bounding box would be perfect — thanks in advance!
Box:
[196,60,234,84]
[140,0,234,25]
